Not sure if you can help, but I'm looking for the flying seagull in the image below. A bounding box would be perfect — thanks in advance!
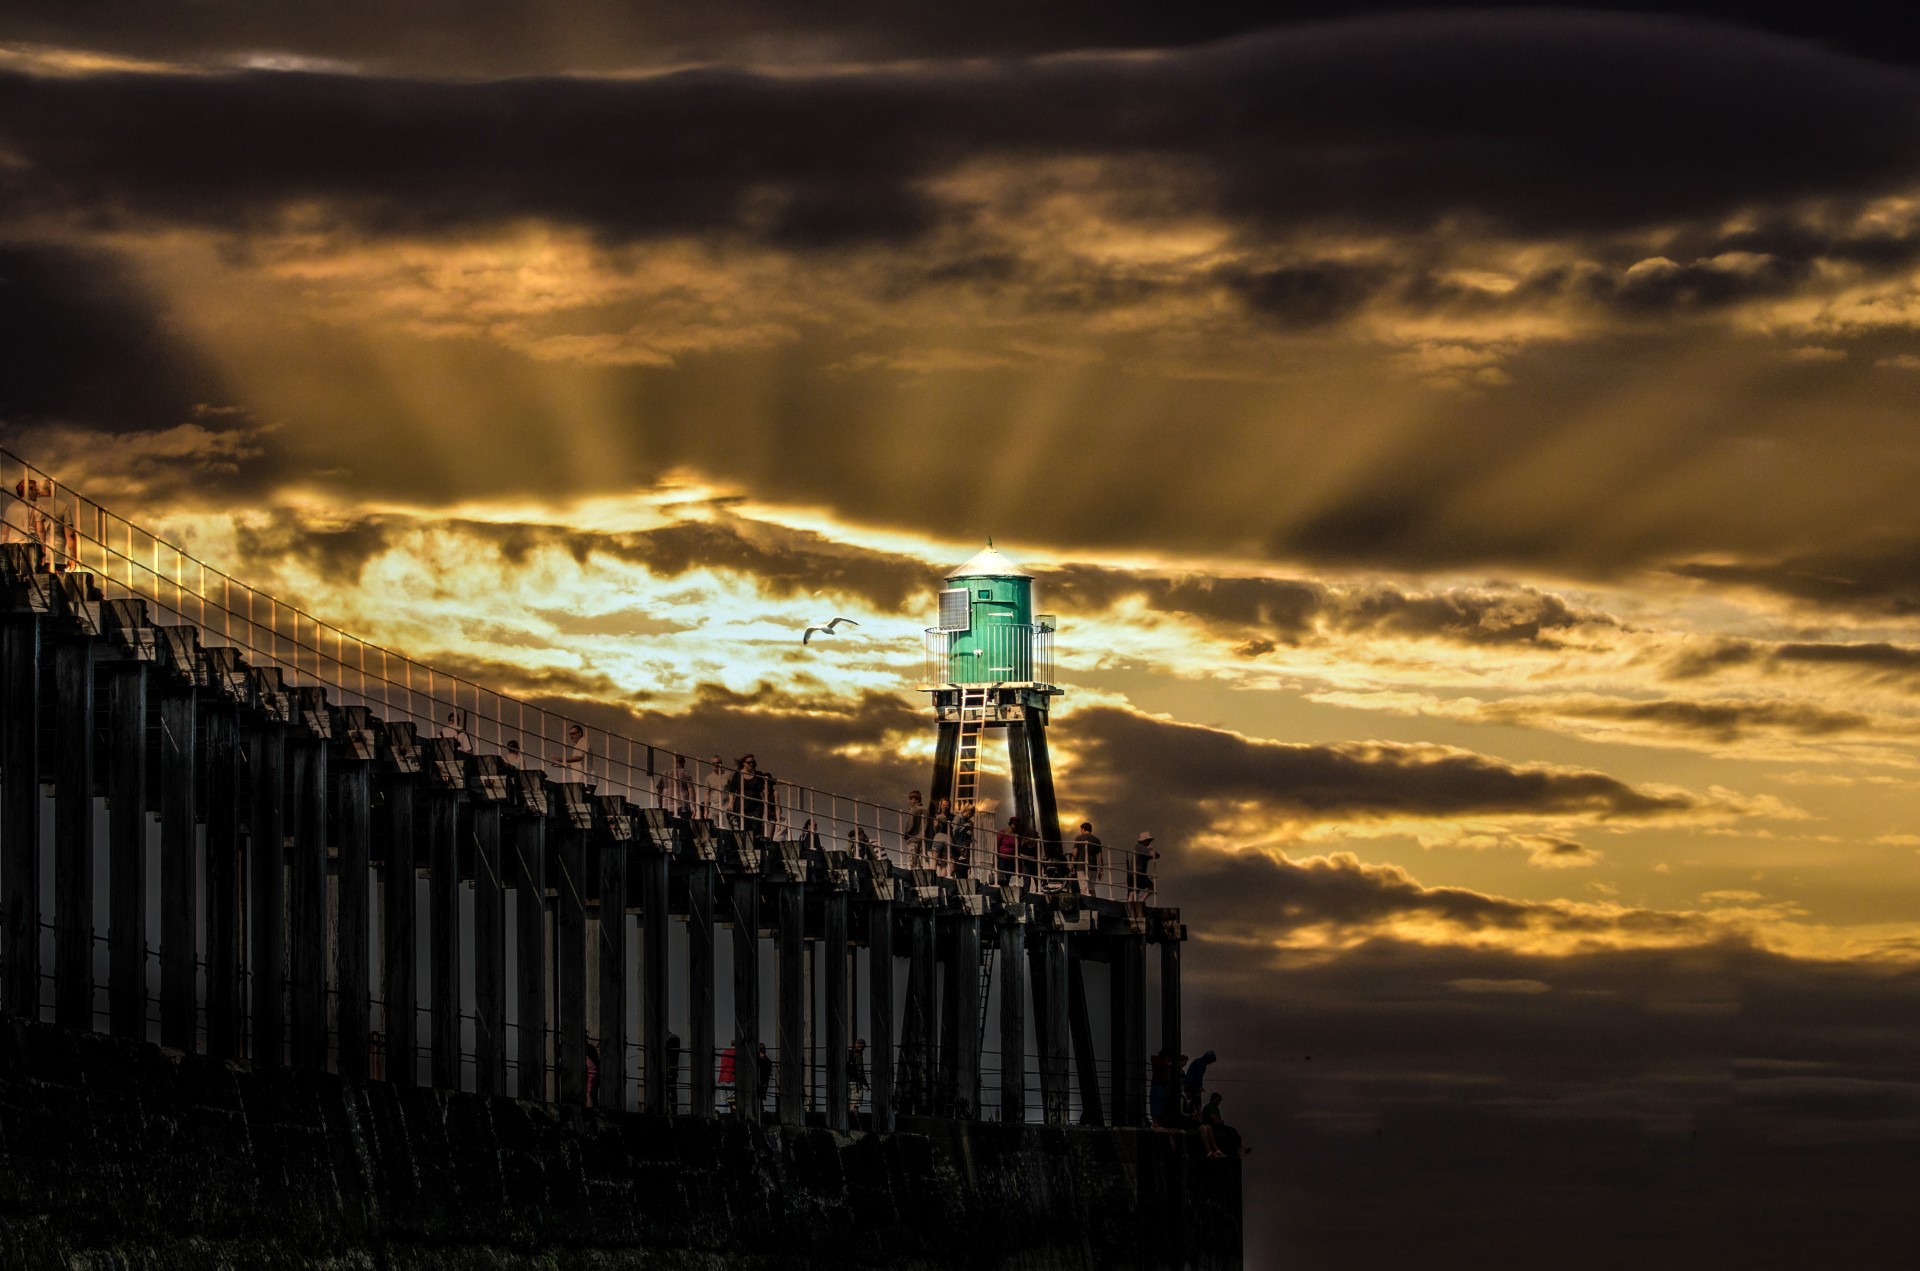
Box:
[802,617,860,645]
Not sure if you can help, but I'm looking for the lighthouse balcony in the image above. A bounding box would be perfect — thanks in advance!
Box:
[919,619,1056,692]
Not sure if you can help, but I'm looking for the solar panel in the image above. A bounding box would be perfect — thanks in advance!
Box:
[938,588,970,631]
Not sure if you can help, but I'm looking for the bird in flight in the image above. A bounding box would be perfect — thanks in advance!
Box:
[802,617,860,645]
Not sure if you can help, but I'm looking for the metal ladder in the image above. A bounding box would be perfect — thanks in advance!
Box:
[954,687,986,811]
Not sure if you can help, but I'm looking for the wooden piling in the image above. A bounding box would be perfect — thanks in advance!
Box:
[469,799,504,1096]
[381,775,417,1084]
[730,873,761,1121]
[159,682,197,1051]
[687,857,716,1118]
[776,880,805,1125]
[1,614,41,1019]
[51,637,94,1032]
[824,888,849,1131]
[288,738,328,1070]
[104,661,148,1039]
[426,789,460,1091]
[334,757,371,1080]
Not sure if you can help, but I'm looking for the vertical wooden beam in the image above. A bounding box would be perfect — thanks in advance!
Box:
[729,873,761,1121]
[1007,722,1037,883]
[334,758,371,1081]
[52,638,94,1031]
[159,684,197,1051]
[596,830,629,1112]
[1109,935,1140,1126]
[1128,935,1149,1126]
[641,846,671,1114]
[105,661,148,1039]
[247,725,285,1064]
[952,911,980,1121]
[776,881,805,1125]
[426,790,461,1091]
[469,799,504,1096]
[203,707,242,1060]
[1037,929,1070,1126]
[1067,951,1104,1127]
[867,898,893,1132]
[554,819,588,1106]
[901,906,935,1116]
[1159,937,1182,1075]
[512,814,546,1100]
[1025,720,1064,867]
[824,888,849,1131]
[936,915,958,1116]
[997,916,1027,1123]
[381,775,417,1084]
[1,614,41,1019]
[288,739,328,1070]
[687,858,716,1119]
[927,720,959,811]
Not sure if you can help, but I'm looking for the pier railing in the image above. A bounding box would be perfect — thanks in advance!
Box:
[0,450,1149,900]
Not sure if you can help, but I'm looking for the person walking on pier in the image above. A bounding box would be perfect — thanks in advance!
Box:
[4,471,77,570]
[656,754,695,817]
[902,790,927,868]
[554,723,594,784]
[952,802,976,879]
[849,1038,869,1111]
[1129,833,1160,901]
[730,755,774,838]
[1074,822,1103,896]
[996,817,1021,885]
[702,755,730,824]
[929,797,954,876]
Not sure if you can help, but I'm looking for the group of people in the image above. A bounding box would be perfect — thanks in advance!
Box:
[1150,1047,1245,1158]
[2,472,78,570]
[438,710,596,783]
[900,790,979,875]
[654,752,792,838]
[991,815,1161,900]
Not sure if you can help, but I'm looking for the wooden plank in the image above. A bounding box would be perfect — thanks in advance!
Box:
[729,874,760,1122]
[554,820,588,1106]
[1,615,41,1019]
[866,899,893,1132]
[51,638,94,1031]
[776,881,805,1125]
[686,858,716,1119]
[159,684,197,1050]
[951,911,979,1122]
[469,800,504,1096]
[288,739,327,1070]
[512,814,546,1101]
[203,706,242,1059]
[596,830,628,1111]
[334,758,371,1080]
[824,889,849,1131]
[427,790,460,1091]
[380,775,416,1084]
[1067,952,1103,1127]
[997,916,1026,1123]
[105,661,148,1040]
[641,847,670,1114]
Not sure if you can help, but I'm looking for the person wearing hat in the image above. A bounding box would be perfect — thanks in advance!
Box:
[1129,832,1160,900]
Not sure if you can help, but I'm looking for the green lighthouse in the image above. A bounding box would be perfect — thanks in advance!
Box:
[921,543,1062,861]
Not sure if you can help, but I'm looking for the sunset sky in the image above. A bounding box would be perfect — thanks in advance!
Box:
[7,3,1920,1265]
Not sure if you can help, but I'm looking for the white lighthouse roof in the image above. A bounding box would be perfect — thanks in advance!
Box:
[946,544,1033,580]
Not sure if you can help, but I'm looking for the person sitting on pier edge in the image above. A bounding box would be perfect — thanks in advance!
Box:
[952,802,976,878]
[728,754,774,838]
[1129,832,1160,901]
[755,1042,773,1110]
[655,754,695,818]
[996,817,1021,885]
[1198,1092,1245,1158]
[1074,822,1102,896]
[1183,1048,1217,1118]
[702,754,730,824]
[902,790,927,868]
[929,797,954,876]
[849,1038,869,1111]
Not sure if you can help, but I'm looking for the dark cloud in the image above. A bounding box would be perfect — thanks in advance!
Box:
[0,243,226,432]
[1064,705,1700,847]
[1672,539,1920,615]
[1479,693,1883,743]
[5,16,1920,251]
[1666,636,1920,688]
